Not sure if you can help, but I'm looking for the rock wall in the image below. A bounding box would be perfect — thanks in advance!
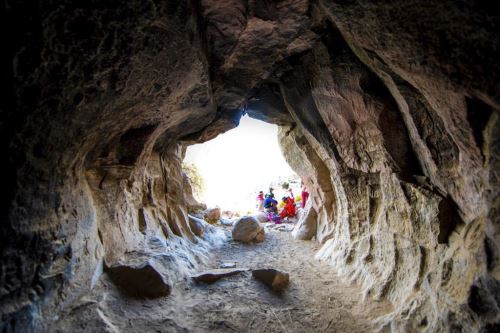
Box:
[276,3,500,331]
[1,0,498,332]
[1,1,220,331]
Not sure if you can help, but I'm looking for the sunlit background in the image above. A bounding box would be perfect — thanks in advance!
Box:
[184,115,300,213]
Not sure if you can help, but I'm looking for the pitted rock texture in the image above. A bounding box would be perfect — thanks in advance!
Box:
[277,14,499,331]
[1,0,498,332]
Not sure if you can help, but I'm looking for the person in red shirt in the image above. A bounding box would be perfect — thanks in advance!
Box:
[301,181,309,208]
[279,195,296,219]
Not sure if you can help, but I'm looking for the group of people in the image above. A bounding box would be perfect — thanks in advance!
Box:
[256,182,309,223]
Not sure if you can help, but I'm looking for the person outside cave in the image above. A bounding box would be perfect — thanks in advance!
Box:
[256,190,264,212]
[279,195,296,220]
[264,194,281,223]
[268,187,275,199]
[263,194,278,213]
[301,181,309,208]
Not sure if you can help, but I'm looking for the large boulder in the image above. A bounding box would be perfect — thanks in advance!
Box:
[105,263,170,298]
[204,207,221,224]
[232,216,265,243]
[291,200,317,240]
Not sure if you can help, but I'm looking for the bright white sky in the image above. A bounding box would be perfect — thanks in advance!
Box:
[184,115,298,212]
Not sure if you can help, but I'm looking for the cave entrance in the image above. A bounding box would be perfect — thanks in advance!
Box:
[183,115,301,216]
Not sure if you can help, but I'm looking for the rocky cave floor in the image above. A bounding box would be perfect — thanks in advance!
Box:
[50,223,393,333]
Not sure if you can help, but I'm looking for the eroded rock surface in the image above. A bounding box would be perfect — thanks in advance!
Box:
[1,0,498,332]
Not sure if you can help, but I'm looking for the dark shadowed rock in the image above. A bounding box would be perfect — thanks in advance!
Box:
[105,263,170,298]
[252,269,290,292]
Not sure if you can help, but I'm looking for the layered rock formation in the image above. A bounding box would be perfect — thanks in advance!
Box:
[1,0,498,332]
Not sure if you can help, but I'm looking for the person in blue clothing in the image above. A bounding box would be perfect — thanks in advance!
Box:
[263,194,278,213]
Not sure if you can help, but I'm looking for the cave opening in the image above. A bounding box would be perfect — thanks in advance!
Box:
[183,114,299,214]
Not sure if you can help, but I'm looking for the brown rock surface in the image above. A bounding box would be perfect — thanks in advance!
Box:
[276,18,500,330]
[204,207,221,224]
[1,0,498,332]
[252,269,290,292]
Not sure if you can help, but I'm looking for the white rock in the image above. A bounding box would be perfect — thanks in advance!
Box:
[232,216,265,243]
[253,212,269,223]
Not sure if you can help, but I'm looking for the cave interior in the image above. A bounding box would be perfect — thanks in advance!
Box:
[1,0,499,332]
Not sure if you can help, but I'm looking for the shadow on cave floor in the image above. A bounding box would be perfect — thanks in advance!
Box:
[50,225,393,333]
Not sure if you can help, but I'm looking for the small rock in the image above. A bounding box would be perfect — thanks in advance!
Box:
[252,269,289,292]
[105,263,170,298]
[204,207,221,224]
[220,262,236,269]
[192,268,246,283]
[232,216,265,243]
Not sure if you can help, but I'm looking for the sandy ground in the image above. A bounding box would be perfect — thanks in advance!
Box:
[51,223,392,332]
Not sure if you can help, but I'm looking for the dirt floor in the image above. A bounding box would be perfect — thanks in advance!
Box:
[51,223,393,332]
